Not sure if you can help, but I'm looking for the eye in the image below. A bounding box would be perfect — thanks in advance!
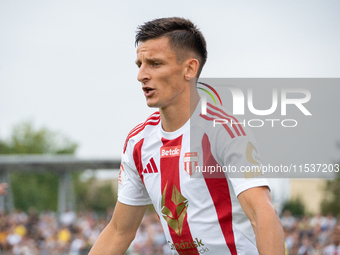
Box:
[153,62,160,67]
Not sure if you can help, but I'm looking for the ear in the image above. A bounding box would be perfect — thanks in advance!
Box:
[184,58,200,81]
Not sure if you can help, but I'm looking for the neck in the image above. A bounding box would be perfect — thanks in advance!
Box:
[160,90,200,132]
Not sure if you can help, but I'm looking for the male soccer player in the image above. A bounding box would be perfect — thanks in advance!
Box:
[89,17,285,255]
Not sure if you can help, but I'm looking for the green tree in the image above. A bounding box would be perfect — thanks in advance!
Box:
[73,173,117,213]
[281,196,305,217]
[0,121,77,211]
[90,183,116,212]
[0,121,77,154]
[321,168,340,217]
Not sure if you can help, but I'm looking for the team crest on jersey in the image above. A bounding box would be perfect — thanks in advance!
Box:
[184,152,199,176]
[246,141,261,165]
[244,142,263,179]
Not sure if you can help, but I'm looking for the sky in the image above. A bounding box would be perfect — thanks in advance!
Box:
[1,0,340,163]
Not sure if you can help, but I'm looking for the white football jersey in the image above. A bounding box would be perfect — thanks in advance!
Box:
[118,101,269,255]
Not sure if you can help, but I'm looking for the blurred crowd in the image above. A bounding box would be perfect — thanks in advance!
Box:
[0,207,110,255]
[0,207,339,255]
[0,206,170,255]
[281,210,340,255]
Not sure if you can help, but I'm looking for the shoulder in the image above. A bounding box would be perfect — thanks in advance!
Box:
[196,102,248,140]
[123,111,161,154]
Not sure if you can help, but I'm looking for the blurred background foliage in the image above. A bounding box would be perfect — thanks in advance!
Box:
[321,173,340,216]
[0,121,116,212]
[281,196,306,217]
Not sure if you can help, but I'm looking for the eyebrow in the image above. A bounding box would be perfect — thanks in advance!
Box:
[135,57,164,66]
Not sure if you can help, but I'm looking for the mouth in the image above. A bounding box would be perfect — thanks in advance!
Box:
[142,87,155,96]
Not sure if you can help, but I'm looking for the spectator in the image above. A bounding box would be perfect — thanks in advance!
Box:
[60,208,77,227]
[311,213,327,229]
[281,210,296,230]
[0,183,8,195]
[324,213,337,231]
[69,232,87,255]
[323,225,340,255]
[298,235,314,255]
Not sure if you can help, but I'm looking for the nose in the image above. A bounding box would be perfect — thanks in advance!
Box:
[137,64,150,83]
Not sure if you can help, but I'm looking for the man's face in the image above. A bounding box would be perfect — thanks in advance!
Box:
[136,37,188,109]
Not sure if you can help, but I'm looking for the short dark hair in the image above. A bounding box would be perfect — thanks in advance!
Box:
[135,17,207,78]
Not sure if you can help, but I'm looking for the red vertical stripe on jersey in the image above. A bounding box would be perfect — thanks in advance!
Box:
[133,139,145,184]
[202,134,237,255]
[160,136,199,255]
[147,163,153,173]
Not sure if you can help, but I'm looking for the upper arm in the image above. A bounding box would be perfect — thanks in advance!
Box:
[237,187,285,255]
[110,201,148,238]
[237,186,275,226]
[89,202,148,255]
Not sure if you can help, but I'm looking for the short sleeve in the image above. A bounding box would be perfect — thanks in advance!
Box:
[219,130,269,197]
[118,147,152,206]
